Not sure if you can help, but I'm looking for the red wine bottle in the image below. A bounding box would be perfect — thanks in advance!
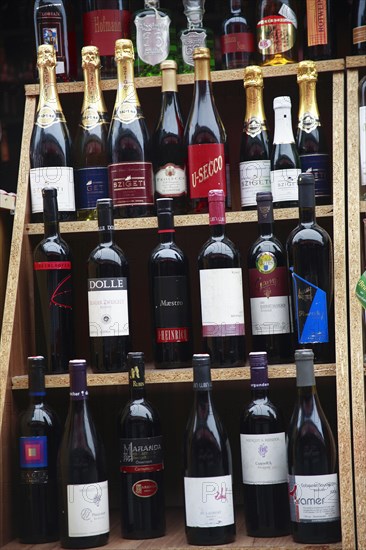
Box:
[33,187,74,373]
[87,198,131,372]
[221,0,255,70]
[198,189,245,367]
[240,352,290,537]
[304,0,335,60]
[58,360,110,548]
[248,192,293,363]
[149,198,192,368]
[352,0,366,55]
[18,356,60,543]
[287,349,341,543]
[118,352,165,539]
[183,353,236,545]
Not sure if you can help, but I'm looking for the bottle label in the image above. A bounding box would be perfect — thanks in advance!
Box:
[67,481,109,537]
[288,474,340,523]
[135,12,171,66]
[37,9,66,75]
[199,268,245,336]
[36,108,64,129]
[353,26,366,45]
[88,277,129,337]
[184,475,234,528]
[181,30,207,67]
[299,154,330,198]
[76,167,109,211]
[154,275,190,343]
[188,143,227,200]
[271,168,300,203]
[155,163,187,197]
[80,108,108,131]
[30,167,75,214]
[108,162,154,206]
[83,10,131,56]
[306,0,328,46]
[33,261,73,310]
[244,117,267,139]
[240,159,271,207]
[120,436,164,473]
[20,436,48,469]
[298,112,320,134]
[360,106,366,188]
[240,432,287,485]
[221,32,255,54]
[113,91,144,124]
[257,15,295,54]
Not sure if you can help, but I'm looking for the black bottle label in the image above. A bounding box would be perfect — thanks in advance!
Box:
[153,276,190,343]
[291,270,329,343]
[120,436,164,473]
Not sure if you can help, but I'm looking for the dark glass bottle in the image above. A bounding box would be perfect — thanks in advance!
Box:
[359,75,366,200]
[240,352,290,537]
[221,0,255,70]
[183,353,236,545]
[152,60,188,214]
[286,173,334,363]
[87,198,131,372]
[149,198,192,368]
[118,352,165,539]
[58,360,110,548]
[248,192,292,364]
[73,46,110,221]
[287,349,341,543]
[33,187,74,373]
[352,0,366,55]
[198,189,245,367]
[18,356,60,543]
[108,39,154,219]
[304,0,335,60]
[30,45,76,223]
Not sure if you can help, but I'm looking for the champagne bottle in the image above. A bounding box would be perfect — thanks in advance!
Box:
[108,39,154,219]
[240,65,271,210]
[18,356,60,543]
[240,352,290,537]
[296,60,331,205]
[87,198,131,372]
[58,359,110,548]
[304,0,335,60]
[118,352,165,539]
[30,44,76,223]
[185,47,229,214]
[178,0,215,74]
[183,353,236,545]
[152,60,188,214]
[352,0,366,56]
[287,349,341,543]
[33,187,74,373]
[358,74,366,200]
[221,0,255,70]
[198,189,245,367]
[247,192,293,364]
[73,46,110,221]
[149,198,193,368]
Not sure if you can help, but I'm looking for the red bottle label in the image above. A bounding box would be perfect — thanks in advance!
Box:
[132,479,158,498]
[156,327,189,343]
[108,162,154,206]
[249,265,289,299]
[306,0,328,47]
[34,261,71,270]
[221,32,255,54]
[83,10,131,56]
[188,143,227,200]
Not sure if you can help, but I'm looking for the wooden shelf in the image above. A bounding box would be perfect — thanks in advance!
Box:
[346,55,366,69]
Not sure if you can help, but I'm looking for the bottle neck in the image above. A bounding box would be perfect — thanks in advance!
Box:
[298,80,319,120]
[97,207,115,245]
[162,68,178,93]
[273,106,295,144]
[230,0,242,14]
[116,58,140,108]
[186,10,204,29]
[43,196,60,238]
[209,197,226,238]
[82,63,107,115]
[257,201,274,237]
[99,226,115,245]
[299,185,316,225]
[297,385,317,400]
[158,209,175,243]
[194,57,212,86]
[245,85,266,123]
[250,387,269,400]
[37,64,62,114]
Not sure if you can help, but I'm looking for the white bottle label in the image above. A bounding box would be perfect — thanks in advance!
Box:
[67,480,109,537]
[279,4,298,28]
[88,277,129,337]
[250,296,291,335]
[271,168,300,203]
[288,473,340,523]
[29,167,75,213]
[240,160,271,207]
[240,432,287,485]
[184,475,234,528]
[359,106,366,188]
[155,164,187,196]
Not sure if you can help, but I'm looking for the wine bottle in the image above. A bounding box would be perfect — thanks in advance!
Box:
[198,189,245,367]
[359,75,366,200]
[271,96,301,208]
[240,65,271,210]
[184,47,229,214]
[33,187,74,373]
[255,0,298,66]
[240,352,290,537]
[286,173,334,363]
[247,192,293,364]
[287,349,341,543]
[221,0,255,70]
[178,0,215,74]
[108,39,154,219]
[149,198,192,368]
[87,198,131,372]
[29,44,76,223]
[304,0,335,60]
[352,0,366,56]
[183,353,236,545]
[73,46,110,221]
[152,60,188,214]
[118,352,165,539]
[18,356,61,543]
[296,60,331,205]
[82,0,131,79]
[58,359,110,548]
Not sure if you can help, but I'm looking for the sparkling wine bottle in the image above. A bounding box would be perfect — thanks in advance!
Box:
[18,356,61,543]
[178,0,215,74]
[287,349,341,543]
[73,46,110,221]
[118,352,165,539]
[221,0,255,70]
[183,353,236,545]
[30,45,76,223]
[33,187,74,373]
[87,198,131,372]
[304,0,335,60]
[58,360,110,549]
[352,0,366,55]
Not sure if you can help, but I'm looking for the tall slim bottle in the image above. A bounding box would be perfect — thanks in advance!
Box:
[352,0,366,56]
[108,39,154,218]
[358,75,366,199]
[18,356,60,543]
[240,65,271,210]
[287,349,341,543]
[73,46,110,221]
[221,0,255,70]
[30,44,76,223]
[304,0,335,60]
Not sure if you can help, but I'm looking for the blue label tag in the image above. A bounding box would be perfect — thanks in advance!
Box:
[20,436,48,468]
[300,154,330,198]
[75,167,109,210]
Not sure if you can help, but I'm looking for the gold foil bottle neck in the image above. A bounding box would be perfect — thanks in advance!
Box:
[81,46,101,69]
[37,44,56,68]
[115,39,135,62]
[161,60,178,93]
[297,60,318,83]
[193,47,210,60]
[244,65,263,88]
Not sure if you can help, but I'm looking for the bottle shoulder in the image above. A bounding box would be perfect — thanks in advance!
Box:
[19,402,60,431]
[150,241,186,262]
[34,236,71,258]
[286,222,332,249]
[88,243,128,265]
[248,235,286,259]
[198,236,240,265]
[119,398,161,426]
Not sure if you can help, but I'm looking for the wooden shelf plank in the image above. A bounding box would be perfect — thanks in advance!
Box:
[0,193,16,212]
[346,55,366,69]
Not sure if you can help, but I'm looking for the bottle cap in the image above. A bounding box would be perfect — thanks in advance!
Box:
[160,60,177,71]
[297,60,318,83]
[81,46,101,69]
[244,65,263,88]
[193,47,210,60]
[298,172,315,208]
[69,360,89,400]
[37,44,56,67]
[192,354,212,390]
[294,349,316,387]
[256,192,273,223]
[208,189,225,202]
[273,96,291,110]
[28,356,46,396]
[97,198,114,229]
[127,352,145,387]
[249,352,269,388]
[115,39,134,61]
[256,191,273,203]
[208,189,225,225]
